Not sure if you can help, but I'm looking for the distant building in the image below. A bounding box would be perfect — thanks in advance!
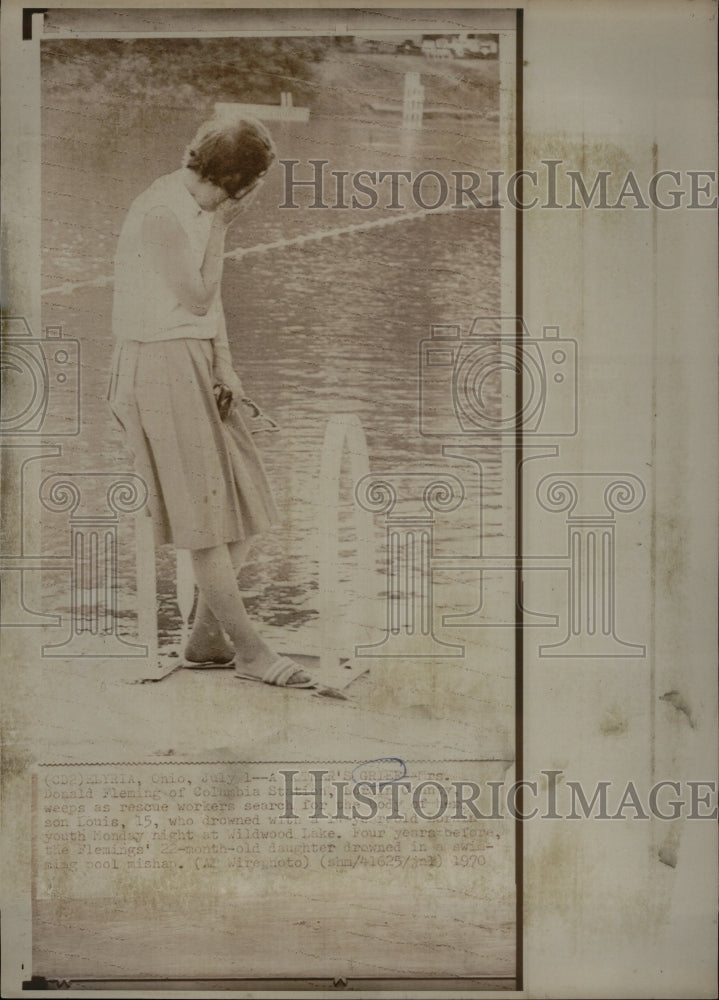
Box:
[352,32,499,59]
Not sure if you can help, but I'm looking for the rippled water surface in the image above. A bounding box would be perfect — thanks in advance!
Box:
[40,83,504,643]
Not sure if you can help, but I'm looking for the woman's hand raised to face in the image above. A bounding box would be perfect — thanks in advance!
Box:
[216,176,265,227]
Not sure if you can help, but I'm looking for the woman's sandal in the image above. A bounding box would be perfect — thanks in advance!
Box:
[234,654,348,700]
[184,656,235,669]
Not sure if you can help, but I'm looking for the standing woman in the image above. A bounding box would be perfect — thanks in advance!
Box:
[109,114,316,691]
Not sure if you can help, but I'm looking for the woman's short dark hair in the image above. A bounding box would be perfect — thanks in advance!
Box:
[185,115,276,198]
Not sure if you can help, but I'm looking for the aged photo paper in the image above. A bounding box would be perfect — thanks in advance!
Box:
[1,1,716,997]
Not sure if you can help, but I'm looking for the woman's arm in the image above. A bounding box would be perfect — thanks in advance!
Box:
[141,207,228,316]
[213,305,244,396]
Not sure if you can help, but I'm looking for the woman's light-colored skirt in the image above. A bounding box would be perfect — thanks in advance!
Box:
[107,338,279,550]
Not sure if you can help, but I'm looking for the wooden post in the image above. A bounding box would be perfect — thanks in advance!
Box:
[317,414,376,673]
[402,72,424,130]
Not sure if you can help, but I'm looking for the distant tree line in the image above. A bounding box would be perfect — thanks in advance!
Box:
[42,37,333,105]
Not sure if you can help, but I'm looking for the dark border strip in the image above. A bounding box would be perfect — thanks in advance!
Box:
[22,8,47,41]
[514,6,525,994]
[23,976,517,991]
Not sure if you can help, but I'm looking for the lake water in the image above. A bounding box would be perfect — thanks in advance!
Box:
[39,78,506,647]
[30,54,516,987]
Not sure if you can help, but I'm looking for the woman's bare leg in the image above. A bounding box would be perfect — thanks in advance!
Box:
[185,540,250,663]
[189,543,271,674]
[189,542,309,682]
